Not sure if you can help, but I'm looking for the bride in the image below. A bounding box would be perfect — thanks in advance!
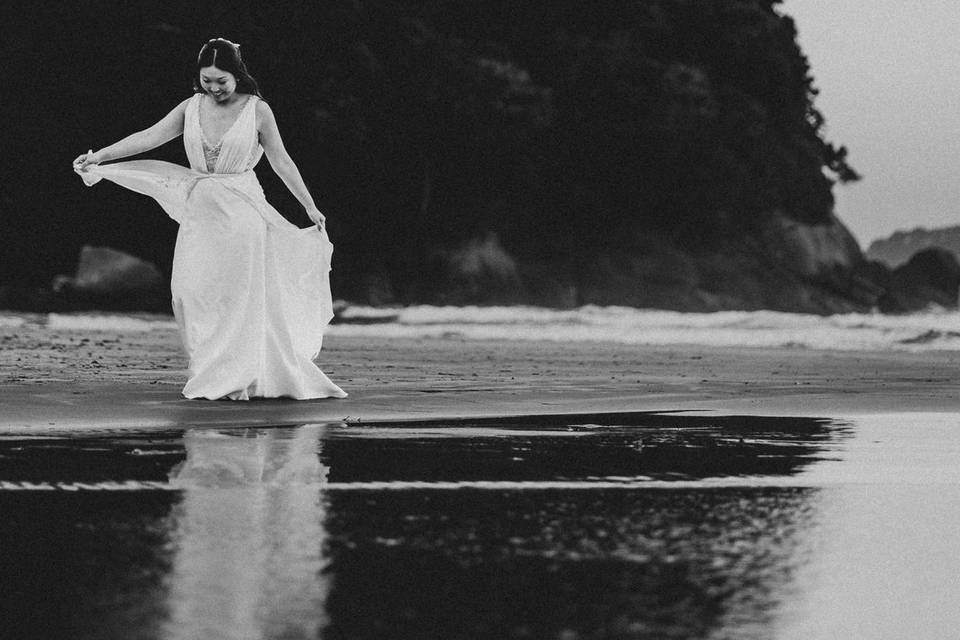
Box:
[73,38,347,401]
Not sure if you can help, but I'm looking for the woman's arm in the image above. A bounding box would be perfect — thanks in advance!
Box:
[256,100,326,229]
[73,97,191,168]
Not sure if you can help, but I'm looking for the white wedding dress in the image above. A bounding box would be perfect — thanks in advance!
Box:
[77,94,347,400]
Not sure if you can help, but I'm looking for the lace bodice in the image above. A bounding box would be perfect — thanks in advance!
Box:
[202,139,222,173]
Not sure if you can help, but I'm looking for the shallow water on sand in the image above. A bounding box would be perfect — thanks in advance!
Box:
[0,412,958,639]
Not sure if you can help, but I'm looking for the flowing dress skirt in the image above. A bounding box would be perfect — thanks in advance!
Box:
[78,160,347,400]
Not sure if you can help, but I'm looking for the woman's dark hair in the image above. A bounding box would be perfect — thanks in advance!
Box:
[194,38,263,98]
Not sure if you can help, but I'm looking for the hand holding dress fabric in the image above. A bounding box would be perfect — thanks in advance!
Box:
[72,149,100,171]
[305,206,326,231]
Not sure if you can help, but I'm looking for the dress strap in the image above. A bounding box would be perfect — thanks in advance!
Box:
[184,94,207,173]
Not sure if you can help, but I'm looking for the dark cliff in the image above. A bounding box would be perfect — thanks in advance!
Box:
[2,0,889,313]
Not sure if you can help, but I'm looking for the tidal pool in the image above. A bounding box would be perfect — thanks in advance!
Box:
[0,412,957,639]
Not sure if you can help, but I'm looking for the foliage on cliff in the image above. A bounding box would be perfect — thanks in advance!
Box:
[1,0,859,308]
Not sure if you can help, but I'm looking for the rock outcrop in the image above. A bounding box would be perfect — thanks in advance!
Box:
[867,226,960,268]
[761,211,862,279]
[51,246,166,311]
[420,214,960,314]
[878,248,960,312]
[438,234,523,304]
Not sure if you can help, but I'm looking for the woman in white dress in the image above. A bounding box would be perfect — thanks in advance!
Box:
[73,38,347,401]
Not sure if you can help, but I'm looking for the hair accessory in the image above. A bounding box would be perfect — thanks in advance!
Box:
[199,37,241,61]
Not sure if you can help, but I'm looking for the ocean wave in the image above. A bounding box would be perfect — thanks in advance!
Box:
[2,306,958,351]
[0,316,26,328]
[45,313,178,332]
[329,305,960,351]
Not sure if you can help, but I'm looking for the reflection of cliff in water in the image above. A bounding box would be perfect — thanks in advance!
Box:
[320,415,847,639]
[326,487,821,640]
[163,425,330,640]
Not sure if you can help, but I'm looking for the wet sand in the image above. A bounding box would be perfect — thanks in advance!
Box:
[1,316,959,429]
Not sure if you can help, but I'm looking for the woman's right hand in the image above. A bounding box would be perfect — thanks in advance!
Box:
[305,206,327,232]
[72,149,100,171]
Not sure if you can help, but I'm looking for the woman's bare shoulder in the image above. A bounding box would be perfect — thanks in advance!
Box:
[254,98,276,129]
[254,97,273,116]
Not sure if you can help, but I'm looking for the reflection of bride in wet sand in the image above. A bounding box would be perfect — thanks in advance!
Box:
[163,424,330,640]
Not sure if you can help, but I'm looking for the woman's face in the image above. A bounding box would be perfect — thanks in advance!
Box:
[199,65,237,102]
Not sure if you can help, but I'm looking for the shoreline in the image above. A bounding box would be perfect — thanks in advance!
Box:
[2,316,959,430]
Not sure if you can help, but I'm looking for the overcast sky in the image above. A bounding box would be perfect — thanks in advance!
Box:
[783,1,960,244]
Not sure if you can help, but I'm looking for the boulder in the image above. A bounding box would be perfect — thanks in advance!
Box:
[751,210,897,311]
[52,245,166,310]
[760,210,864,279]
[867,225,960,268]
[879,247,960,312]
[54,246,163,295]
[437,233,523,303]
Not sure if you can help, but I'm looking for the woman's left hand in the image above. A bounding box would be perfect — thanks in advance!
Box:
[73,149,100,171]
[305,206,326,231]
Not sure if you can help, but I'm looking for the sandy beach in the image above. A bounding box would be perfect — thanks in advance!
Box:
[4,314,960,640]
[2,314,958,430]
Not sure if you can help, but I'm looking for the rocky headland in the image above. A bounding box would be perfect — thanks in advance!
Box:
[3,1,957,315]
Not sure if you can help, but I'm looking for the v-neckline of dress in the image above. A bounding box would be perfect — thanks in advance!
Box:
[198,94,253,150]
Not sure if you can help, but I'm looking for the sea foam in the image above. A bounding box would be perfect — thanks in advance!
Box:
[330,305,960,352]
[45,313,178,332]
[1,306,957,351]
